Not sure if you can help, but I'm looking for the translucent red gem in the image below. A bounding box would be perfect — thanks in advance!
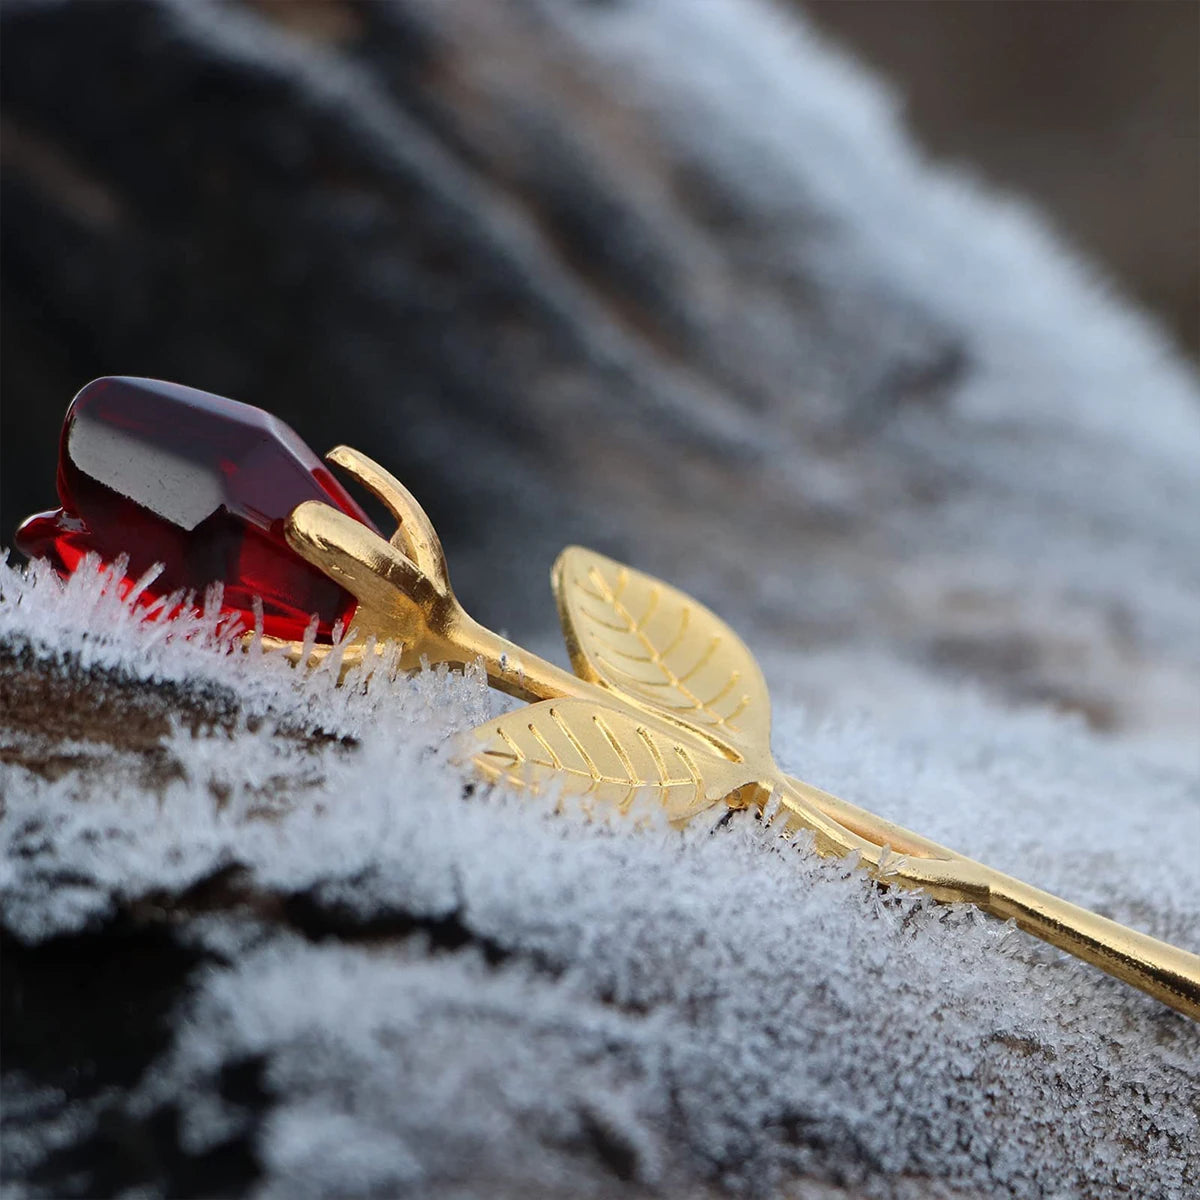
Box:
[14,377,376,640]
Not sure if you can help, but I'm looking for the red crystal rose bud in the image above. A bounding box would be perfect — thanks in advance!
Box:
[14,377,377,641]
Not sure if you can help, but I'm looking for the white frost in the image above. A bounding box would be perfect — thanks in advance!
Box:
[2,554,1197,1198]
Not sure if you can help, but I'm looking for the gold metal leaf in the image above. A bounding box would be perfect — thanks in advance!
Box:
[247,446,1200,1018]
[552,547,771,760]
[468,698,749,824]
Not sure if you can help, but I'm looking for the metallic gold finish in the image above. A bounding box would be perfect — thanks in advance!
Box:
[269,445,1200,1021]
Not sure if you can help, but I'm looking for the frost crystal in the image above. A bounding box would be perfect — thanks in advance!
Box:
[2,549,1198,1199]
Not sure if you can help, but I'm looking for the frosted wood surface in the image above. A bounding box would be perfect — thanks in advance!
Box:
[1,558,1197,1198]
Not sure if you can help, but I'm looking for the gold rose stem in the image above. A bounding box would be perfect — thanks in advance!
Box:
[988,875,1200,1018]
[779,778,1200,1018]
[276,462,1200,1019]
[452,616,597,704]
[451,621,1200,1019]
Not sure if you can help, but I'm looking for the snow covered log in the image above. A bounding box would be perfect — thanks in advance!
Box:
[2,1,1198,1197]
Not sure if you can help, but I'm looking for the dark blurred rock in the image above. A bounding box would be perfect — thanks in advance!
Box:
[2,0,1198,738]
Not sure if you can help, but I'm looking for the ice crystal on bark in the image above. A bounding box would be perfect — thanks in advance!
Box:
[2,550,1198,1199]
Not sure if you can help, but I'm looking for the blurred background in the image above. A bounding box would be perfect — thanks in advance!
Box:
[808,0,1199,355]
[2,0,1198,737]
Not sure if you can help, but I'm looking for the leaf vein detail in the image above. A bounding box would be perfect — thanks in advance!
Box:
[583,567,745,732]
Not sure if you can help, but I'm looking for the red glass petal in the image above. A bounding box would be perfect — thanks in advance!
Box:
[14,377,377,641]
